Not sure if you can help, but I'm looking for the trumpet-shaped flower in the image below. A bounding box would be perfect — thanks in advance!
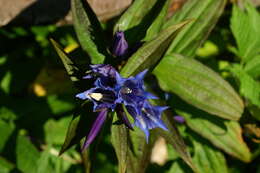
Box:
[76,64,168,150]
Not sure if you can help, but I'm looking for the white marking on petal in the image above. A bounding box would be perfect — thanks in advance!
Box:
[138,115,146,129]
[89,93,103,101]
[142,108,158,124]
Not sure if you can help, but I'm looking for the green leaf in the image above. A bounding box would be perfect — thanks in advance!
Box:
[123,130,155,173]
[0,156,15,173]
[114,0,168,44]
[121,21,190,78]
[149,100,196,172]
[248,105,260,121]
[230,64,260,108]
[59,104,95,155]
[143,0,171,41]
[37,149,54,173]
[111,114,129,173]
[164,0,226,57]
[191,134,228,173]
[172,97,251,162]
[230,1,260,62]
[244,54,260,79]
[154,54,244,120]
[16,135,41,173]
[44,117,71,145]
[71,0,108,64]
[114,0,156,32]
[167,134,229,173]
[111,110,157,173]
[50,38,79,82]
[0,120,14,152]
[167,160,191,173]
[47,95,76,115]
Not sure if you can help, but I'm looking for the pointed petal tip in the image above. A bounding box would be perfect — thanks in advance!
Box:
[158,106,169,112]
[76,92,87,100]
[83,75,92,79]
[81,110,108,150]
[145,92,158,99]
[136,69,148,80]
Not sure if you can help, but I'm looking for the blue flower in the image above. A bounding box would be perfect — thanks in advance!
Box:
[126,101,168,141]
[76,64,168,150]
[111,31,128,57]
[114,69,158,106]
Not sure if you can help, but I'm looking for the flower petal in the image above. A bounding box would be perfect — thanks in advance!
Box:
[76,92,88,100]
[82,109,108,150]
[174,115,185,124]
[144,92,158,99]
[135,69,148,80]
[112,31,128,57]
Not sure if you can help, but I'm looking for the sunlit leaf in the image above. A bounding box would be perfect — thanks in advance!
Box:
[230,1,260,63]
[111,114,129,173]
[50,38,79,82]
[171,97,251,162]
[230,64,260,108]
[244,54,260,79]
[121,21,190,77]
[191,134,228,173]
[143,0,171,41]
[114,0,168,45]
[154,54,244,120]
[164,0,226,57]
[16,135,40,173]
[167,133,229,173]
[71,0,108,64]
[37,149,54,173]
[44,117,71,145]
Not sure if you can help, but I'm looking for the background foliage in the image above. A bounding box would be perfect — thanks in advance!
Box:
[0,0,260,173]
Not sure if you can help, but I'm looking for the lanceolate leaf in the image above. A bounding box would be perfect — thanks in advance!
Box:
[127,130,156,173]
[171,97,251,162]
[149,100,196,172]
[71,0,108,64]
[191,134,228,173]
[111,114,156,173]
[230,1,260,63]
[143,0,171,41]
[120,21,190,78]
[111,113,129,173]
[50,38,79,82]
[114,0,168,44]
[164,0,226,57]
[59,104,96,155]
[154,54,244,120]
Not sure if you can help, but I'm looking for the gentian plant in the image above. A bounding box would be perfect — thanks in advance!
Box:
[76,64,168,149]
[50,0,254,172]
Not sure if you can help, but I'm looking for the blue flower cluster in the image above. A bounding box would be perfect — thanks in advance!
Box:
[77,65,168,149]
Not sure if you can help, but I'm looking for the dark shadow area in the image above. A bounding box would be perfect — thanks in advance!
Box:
[0,24,80,159]
[124,0,168,46]
[6,0,70,26]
